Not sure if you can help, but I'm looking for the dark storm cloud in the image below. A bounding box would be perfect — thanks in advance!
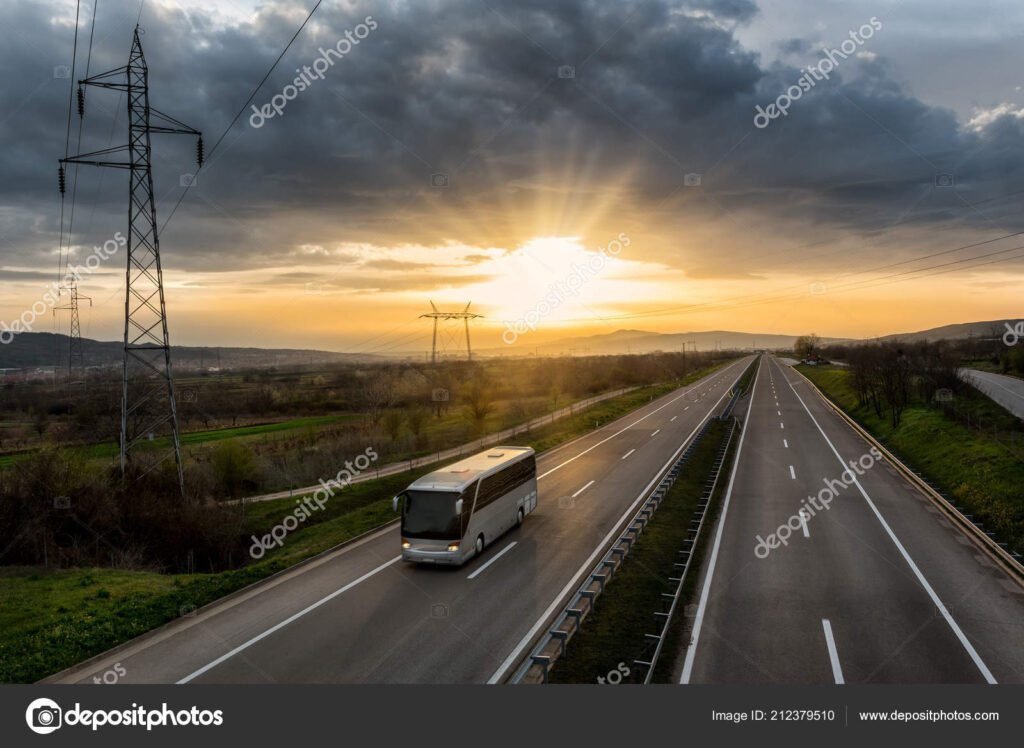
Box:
[1,0,1023,282]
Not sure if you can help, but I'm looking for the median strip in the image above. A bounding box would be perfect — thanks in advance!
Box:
[524,418,739,684]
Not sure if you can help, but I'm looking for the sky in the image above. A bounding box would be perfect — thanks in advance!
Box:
[1,0,1023,354]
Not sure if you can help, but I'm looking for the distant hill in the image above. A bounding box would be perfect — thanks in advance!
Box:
[871,319,1020,344]
[0,333,383,370]
[5,318,1018,369]
[482,318,1024,356]
[478,328,854,356]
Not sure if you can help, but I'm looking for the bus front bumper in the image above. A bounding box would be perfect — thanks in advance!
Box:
[402,545,465,565]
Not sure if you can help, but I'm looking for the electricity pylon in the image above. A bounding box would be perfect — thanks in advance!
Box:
[59,27,202,496]
[420,301,482,363]
[53,283,91,382]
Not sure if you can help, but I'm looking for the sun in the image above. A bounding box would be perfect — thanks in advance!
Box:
[452,236,633,326]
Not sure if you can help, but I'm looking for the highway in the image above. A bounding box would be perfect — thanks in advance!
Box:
[680,355,1024,684]
[959,368,1024,420]
[48,357,754,684]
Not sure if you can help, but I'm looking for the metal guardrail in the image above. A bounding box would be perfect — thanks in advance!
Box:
[720,359,758,419]
[633,416,737,683]
[721,386,743,419]
[792,367,1024,585]
[509,416,738,684]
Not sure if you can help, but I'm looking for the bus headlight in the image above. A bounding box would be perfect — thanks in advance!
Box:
[447,542,460,552]
[401,539,411,549]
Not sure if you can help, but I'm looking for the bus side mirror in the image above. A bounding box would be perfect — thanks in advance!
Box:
[454,499,464,516]
[392,495,400,512]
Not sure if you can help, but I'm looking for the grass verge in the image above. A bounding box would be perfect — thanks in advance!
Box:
[796,364,1024,554]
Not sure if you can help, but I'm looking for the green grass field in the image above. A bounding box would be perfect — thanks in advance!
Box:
[797,364,1024,554]
[0,360,735,683]
[1,384,656,480]
[81,414,362,460]
[0,414,361,468]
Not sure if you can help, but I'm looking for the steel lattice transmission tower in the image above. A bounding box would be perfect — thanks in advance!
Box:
[59,27,202,495]
[420,301,482,363]
[53,283,92,382]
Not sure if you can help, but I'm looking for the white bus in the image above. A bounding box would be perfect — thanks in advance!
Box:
[392,446,538,565]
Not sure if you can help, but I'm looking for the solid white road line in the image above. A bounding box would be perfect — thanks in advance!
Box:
[535,359,748,480]
[491,361,752,685]
[784,369,997,684]
[680,357,761,684]
[177,556,402,683]
[789,465,796,480]
[467,542,517,580]
[621,449,636,460]
[571,480,595,498]
[822,619,844,684]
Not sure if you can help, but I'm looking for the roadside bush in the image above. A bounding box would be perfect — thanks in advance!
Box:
[0,450,247,572]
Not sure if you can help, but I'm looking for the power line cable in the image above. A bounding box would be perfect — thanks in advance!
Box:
[58,0,83,286]
[159,0,326,234]
[63,0,100,287]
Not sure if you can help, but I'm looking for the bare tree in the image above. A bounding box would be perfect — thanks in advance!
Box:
[360,370,397,426]
[462,375,495,436]
[794,334,821,360]
[406,406,428,446]
[383,410,404,443]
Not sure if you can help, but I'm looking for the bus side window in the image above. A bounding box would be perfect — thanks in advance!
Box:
[462,485,476,526]
[476,473,499,510]
[475,457,534,512]
[525,455,536,478]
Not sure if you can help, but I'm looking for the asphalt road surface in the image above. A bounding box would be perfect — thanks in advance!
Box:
[681,356,1024,684]
[960,368,1024,420]
[49,357,754,684]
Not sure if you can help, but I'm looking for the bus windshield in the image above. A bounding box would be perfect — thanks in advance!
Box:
[401,490,463,540]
